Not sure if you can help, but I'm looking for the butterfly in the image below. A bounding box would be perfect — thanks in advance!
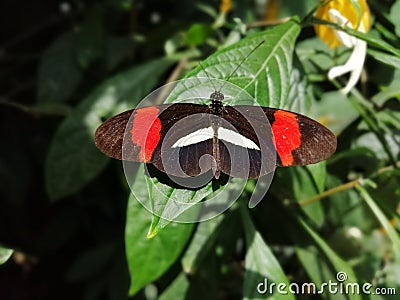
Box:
[94,89,336,179]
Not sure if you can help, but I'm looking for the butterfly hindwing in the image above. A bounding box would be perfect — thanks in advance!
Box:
[219,106,276,178]
[150,104,214,177]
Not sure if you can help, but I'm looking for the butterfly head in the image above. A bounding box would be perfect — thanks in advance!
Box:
[210,91,224,102]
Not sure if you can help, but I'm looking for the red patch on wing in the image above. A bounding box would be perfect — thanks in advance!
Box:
[131,107,161,162]
[272,110,301,166]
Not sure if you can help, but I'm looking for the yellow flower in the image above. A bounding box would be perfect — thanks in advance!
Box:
[314,0,371,94]
[220,0,231,14]
[315,0,371,48]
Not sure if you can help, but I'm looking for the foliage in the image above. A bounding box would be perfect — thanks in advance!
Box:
[0,0,400,299]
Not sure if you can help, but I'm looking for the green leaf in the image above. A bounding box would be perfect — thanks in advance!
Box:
[285,64,311,113]
[295,246,350,299]
[145,176,214,238]
[295,168,324,227]
[45,58,173,200]
[158,273,189,300]
[306,161,327,194]
[298,218,362,300]
[119,0,135,10]
[377,110,400,132]
[368,49,400,70]
[185,23,212,46]
[354,131,400,162]
[324,174,371,230]
[181,214,225,273]
[371,69,400,105]
[241,205,294,300]
[356,185,400,262]
[125,166,194,296]
[175,20,301,108]
[275,0,316,19]
[310,91,359,134]
[0,246,13,265]
[145,176,245,237]
[389,1,400,37]
[296,37,338,74]
[295,247,334,288]
[330,146,378,163]
[37,32,82,104]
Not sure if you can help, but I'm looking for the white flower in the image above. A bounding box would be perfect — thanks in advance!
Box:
[326,8,368,94]
[314,0,371,95]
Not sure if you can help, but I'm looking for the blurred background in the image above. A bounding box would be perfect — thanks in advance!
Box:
[1,0,399,299]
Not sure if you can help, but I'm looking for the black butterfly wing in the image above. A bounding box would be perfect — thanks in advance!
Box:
[261,107,337,166]
[222,106,336,171]
[94,109,134,160]
[95,103,215,177]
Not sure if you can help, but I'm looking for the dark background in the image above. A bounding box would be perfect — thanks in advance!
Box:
[1,1,399,299]
[0,1,186,298]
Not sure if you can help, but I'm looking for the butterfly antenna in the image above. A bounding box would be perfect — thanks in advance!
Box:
[199,61,218,92]
[218,40,265,93]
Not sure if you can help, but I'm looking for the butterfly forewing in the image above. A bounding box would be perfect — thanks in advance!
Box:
[94,109,134,160]
[261,107,337,166]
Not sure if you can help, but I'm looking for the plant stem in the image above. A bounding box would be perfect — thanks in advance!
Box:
[299,178,361,206]
[299,160,400,206]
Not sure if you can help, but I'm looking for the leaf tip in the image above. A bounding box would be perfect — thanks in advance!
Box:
[146,227,159,239]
